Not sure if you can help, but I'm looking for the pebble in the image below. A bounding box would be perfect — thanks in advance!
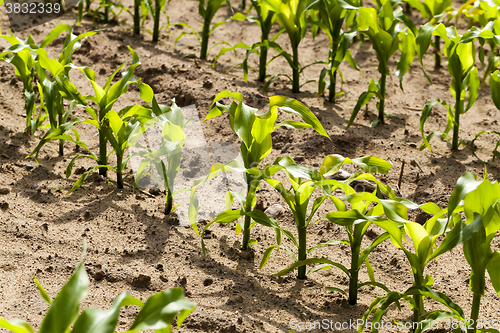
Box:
[264,204,284,218]
[132,274,151,288]
[32,184,38,189]
[330,169,351,180]
[0,188,9,195]
[281,142,291,153]
[294,156,304,162]
[84,228,90,232]
[203,79,213,89]
[0,201,8,210]
[26,165,34,170]
[313,163,320,167]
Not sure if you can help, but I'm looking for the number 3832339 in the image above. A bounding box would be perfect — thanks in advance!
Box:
[5,2,61,14]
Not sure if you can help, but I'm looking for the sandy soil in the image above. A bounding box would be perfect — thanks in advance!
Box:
[0,0,499,332]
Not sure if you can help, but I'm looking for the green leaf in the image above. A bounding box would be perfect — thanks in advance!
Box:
[274,258,350,277]
[39,263,89,333]
[487,251,500,298]
[0,319,35,333]
[128,288,196,330]
[33,277,51,304]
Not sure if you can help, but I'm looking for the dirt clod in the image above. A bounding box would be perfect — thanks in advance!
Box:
[132,274,151,288]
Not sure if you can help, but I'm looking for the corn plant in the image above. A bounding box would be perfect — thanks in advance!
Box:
[417,23,498,151]
[142,0,171,41]
[261,155,393,284]
[472,69,500,163]
[175,0,233,59]
[309,0,359,102]
[133,96,188,214]
[346,2,416,127]
[77,0,131,26]
[213,0,280,83]
[61,46,142,179]
[0,25,96,135]
[405,0,453,68]
[189,91,329,251]
[259,0,317,93]
[0,249,195,333]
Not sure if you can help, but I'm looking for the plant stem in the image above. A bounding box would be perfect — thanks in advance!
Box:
[165,191,173,214]
[378,73,386,124]
[348,241,360,305]
[297,218,307,280]
[116,153,123,189]
[242,177,253,250]
[152,0,161,42]
[134,0,140,34]
[104,0,109,23]
[412,273,425,333]
[452,81,462,150]
[258,28,270,82]
[99,130,107,177]
[468,293,481,333]
[241,0,245,9]
[58,96,64,156]
[329,70,337,103]
[292,46,300,93]
[200,18,211,60]
[435,35,441,69]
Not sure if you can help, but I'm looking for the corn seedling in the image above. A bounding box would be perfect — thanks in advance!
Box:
[358,173,493,332]
[0,246,195,333]
[444,174,500,333]
[404,0,453,68]
[176,0,233,59]
[62,46,142,179]
[142,0,171,41]
[77,0,131,26]
[309,0,359,102]
[133,97,188,214]
[213,0,281,83]
[260,0,317,93]
[189,91,329,251]
[471,69,500,163]
[346,1,416,127]
[417,22,499,151]
[261,155,393,283]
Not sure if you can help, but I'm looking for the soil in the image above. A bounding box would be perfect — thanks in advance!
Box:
[1,0,500,332]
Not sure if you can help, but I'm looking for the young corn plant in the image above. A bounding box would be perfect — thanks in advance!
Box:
[471,69,500,163]
[176,0,233,59]
[405,0,453,68]
[77,0,131,26]
[309,0,359,102]
[261,154,393,283]
[416,23,498,151]
[358,173,493,332]
[0,249,195,333]
[0,25,96,135]
[213,0,280,83]
[63,46,142,178]
[346,1,416,127]
[133,97,188,215]
[143,0,171,41]
[189,90,329,251]
[260,0,316,93]
[446,174,500,333]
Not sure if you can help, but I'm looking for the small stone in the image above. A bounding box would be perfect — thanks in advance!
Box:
[409,143,417,148]
[281,142,291,153]
[203,278,213,286]
[32,184,38,189]
[351,180,377,193]
[404,129,409,135]
[83,211,91,219]
[156,264,164,272]
[264,204,284,218]
[0,188,9,195]
[0,201,9,210]
[294,156,304,162]
[41,223,48,231]
[178,277,187,286]
[84,228,90,232]
[390,142,394,147]
[132,274,151,288]
[26,165,34,170]
[149,188,161,196]
[313,163,320,167]
[331,169,351,180]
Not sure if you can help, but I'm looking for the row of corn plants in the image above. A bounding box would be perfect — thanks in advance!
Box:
[188,91,500,330]
[1,19,500,333]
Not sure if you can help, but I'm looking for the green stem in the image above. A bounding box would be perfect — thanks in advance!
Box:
[242,177,253,250]
[412,273,425,333]
[348,242,360,305]
[292,46,300,93]
[241,0,245,9]
[378,73,386,125]
[98,131,107,177]
[435,35,441,69]
[452,81,462,150]
[329,70,337,103]
[104,0,109,23]
[163,163,173,214]
[297,218,307,280]
[468,293,481,333]
[200,18,211,59]
[58,97,64,156]
[116,153,123,189]
[152,0,161,42]
[134,0,140,34]
[258,30,270,82]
